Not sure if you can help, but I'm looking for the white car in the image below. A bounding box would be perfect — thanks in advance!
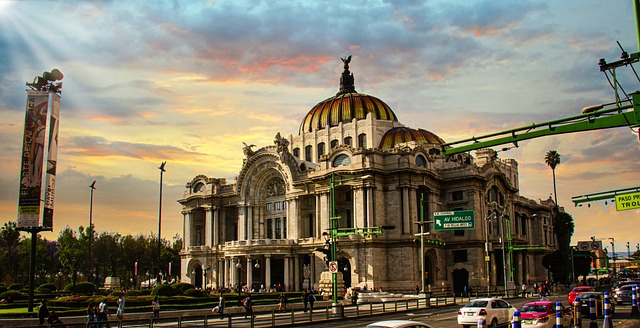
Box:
[365,320,433,328]
[457,297,516,328]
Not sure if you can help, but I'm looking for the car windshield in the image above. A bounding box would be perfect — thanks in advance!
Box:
[521,305,548,313]
[465,300,488,308]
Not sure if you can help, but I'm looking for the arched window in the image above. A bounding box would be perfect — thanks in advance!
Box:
[317,142,325,160]
[193,182,206,193]
[428,148,441,155]
[344,136,352,146]
[416,154,427,167]
[330,139,339,149]
[357,133,367,148]
[332,154,351,167]
[305,145,312,162]
[293,148,300,158]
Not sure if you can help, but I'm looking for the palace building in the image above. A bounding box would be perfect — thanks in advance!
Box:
[178,57,557,294]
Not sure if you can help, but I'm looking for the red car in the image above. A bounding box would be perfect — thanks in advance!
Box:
[519,300,573,328]
[568,286,595,304]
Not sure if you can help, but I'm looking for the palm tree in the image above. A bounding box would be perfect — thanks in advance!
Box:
[544,150,561,207]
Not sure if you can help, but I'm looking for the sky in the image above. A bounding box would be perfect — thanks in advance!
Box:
[0,0,638,256]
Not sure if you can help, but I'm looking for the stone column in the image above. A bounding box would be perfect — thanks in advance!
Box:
[265,255,272,290]
[205,207,213,247]
[294,255,300,291]
[284,256,290,291]
[213,206,220,246]
[238,204,246,240]
[402,187,410,234]
[182,210,191,247]
[246,257,253,290]
[247,205,253,242]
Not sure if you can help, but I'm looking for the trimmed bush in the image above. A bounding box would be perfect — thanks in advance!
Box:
[182,288,204,297]
[7,283,22,291]
[126,289,151,296]
[0,290,23,301]
[37,283,57,293]
[0,286,7,294]
[152,284,175,296]
[171,282,195,295]
[63,281,96,294]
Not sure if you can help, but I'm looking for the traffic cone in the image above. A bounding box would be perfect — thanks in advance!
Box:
[631,285,638,316]
[573,299,582,328]
[588,294,598,328]
[602,291,613,328]
[555,301,563,328]
[512,310,521,328]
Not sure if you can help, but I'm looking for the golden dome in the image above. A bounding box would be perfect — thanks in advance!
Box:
[299,56,398,134]
[379,127,445,150]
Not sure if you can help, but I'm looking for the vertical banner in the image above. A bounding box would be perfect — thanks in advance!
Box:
[17,91,60,231]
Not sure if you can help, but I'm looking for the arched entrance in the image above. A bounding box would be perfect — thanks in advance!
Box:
[192,265,203,289]
[452,268,469,295]
[338,257,351,288]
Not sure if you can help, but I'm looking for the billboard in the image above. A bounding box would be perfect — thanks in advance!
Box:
[17,91,60,231]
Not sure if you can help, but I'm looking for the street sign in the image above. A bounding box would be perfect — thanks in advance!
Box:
[577,240,601,251]
[329,261,338,273]
[433,210,475,231]
[615,191,640,211]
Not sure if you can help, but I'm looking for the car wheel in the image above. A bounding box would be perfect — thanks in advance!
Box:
[490,318,498,327]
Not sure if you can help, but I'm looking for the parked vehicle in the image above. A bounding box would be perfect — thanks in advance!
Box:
[365,320,433,328]
[457,298,516,328]
[519,300,573,328]
[613,284,635,304]
[574,291,616,317]
[568,286,595,304]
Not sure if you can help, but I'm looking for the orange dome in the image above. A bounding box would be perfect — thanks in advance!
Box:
[379,127,445,150]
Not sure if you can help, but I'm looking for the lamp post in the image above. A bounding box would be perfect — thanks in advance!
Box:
[157,162,166,276]
[609,238,617,280]
[88,180,96,283]
[627,242,631,260]
[485,211,497,293]
[500,209,509,296]
[326,172,376,316]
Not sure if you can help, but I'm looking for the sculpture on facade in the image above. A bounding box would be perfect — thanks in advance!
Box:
[274,132,289,154]
[242,142,256,157]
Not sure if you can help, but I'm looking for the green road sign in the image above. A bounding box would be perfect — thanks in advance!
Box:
[615,191,640,211]
[433,210,475,231]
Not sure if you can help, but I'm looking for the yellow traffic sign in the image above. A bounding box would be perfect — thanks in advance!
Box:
[615,191,640,211]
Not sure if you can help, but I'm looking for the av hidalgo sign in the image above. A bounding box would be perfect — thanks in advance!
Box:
[17,91,61,231]
[433,210,475,231]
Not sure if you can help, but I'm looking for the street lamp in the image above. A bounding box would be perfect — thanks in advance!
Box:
[609,238,617,280]
[157,161,166,276]
[88,180,96,283]
[484,211,497,293]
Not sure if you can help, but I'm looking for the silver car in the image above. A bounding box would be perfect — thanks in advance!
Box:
[614,284,634,304]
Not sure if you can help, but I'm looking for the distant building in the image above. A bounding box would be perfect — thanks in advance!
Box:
[178,58,557,293]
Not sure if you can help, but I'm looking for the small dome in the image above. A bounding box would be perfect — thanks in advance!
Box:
[299,56,398,134]
[379,127,446,150]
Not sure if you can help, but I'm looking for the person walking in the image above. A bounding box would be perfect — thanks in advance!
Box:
[217,295,225,319]
[302,289,309,312]
[98,299,110,328]
[87,303,96,328]
[278,293,287,312]
[152,296,160,323]
[242,294,253,318]
[309,289,316,312]
[116,295,125,321]
[37,299,49,326]
[521,283,527,298]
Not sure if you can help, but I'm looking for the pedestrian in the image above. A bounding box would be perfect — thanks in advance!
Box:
[242,294,253,318]
[415,285,420,295]
[463,285,467,297]
[152,296,160,323]
[521,283,527,298]
[87,303,96,327]
[98,299,110,327]
[351,290,358,305]
[278,293,287,312]
[37,299,49,326]
[217,295,225,319]
[116,295,125,321]
[47,310,64,326]
[309,289,316,312]
[302,289,309,312]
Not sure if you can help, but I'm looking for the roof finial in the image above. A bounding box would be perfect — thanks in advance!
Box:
[338,55,356,95]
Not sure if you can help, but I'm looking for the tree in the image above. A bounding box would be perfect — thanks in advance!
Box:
[544,150,561,206]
